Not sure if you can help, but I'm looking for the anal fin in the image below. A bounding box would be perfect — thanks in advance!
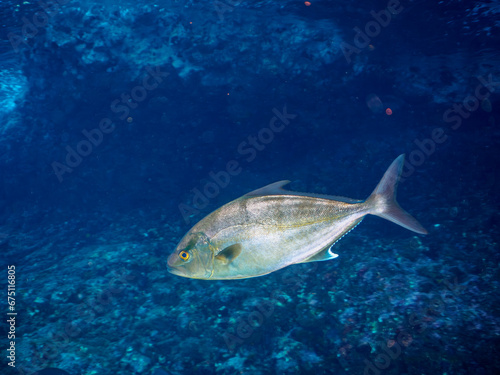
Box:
[299,217,364,264]
[300,245,339,263]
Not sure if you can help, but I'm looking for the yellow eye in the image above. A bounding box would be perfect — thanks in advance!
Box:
[179,251,190,261]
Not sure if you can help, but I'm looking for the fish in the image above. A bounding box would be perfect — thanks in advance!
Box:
[167,154,427,280]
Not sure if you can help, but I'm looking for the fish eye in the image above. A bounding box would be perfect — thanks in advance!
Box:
[179,251,190,261]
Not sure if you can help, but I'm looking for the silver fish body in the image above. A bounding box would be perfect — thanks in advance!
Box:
[168,155,427,280]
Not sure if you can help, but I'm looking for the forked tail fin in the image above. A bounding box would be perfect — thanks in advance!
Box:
[365,154,428,234]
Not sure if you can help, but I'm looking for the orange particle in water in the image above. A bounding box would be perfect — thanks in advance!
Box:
[305,1,311,6]
[385,108,393,116]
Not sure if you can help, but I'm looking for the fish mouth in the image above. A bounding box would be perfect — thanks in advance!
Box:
[167,264,187,277]
[168,263,209,279]
[166,254,186,277]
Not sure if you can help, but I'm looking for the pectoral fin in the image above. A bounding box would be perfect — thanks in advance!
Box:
[300,245,339,263]
[215,244,242,265]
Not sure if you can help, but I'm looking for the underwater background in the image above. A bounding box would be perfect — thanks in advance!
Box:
[1,0,500,374]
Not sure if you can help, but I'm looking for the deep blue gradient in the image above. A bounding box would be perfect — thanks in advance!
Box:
[1,1,499,374]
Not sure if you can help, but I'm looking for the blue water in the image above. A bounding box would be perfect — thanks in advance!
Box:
[1,0,499,374]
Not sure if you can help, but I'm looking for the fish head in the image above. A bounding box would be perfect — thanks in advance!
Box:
[167,232,215,279]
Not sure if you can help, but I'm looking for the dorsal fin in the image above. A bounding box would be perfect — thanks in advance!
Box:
[245,180,363,203]
[245,180,291,196]
[215,244,242,265]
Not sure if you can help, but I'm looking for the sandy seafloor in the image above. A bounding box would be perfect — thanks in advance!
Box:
[1,0,500,374]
